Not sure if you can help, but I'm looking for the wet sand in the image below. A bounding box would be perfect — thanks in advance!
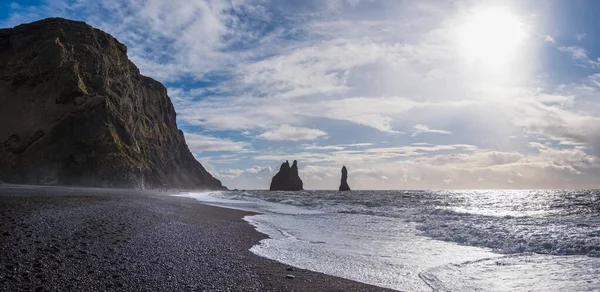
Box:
[0,186,394,291]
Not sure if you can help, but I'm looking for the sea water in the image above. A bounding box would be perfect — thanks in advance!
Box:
[176,190,600,291]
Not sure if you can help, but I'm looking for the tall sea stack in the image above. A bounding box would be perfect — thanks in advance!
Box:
[269,160,303,191]
[339,166,351,191]
[0,18,224,189]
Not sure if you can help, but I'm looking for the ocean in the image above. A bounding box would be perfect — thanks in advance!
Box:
[176,190,600,291]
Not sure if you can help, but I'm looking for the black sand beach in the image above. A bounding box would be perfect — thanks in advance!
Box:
[0,186,393,291]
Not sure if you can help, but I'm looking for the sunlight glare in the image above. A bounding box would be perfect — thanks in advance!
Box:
[458,7,526,68]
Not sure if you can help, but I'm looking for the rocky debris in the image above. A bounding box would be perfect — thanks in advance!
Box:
[0,18,224,190]
[269,160,303,191]
[285,274,295,279]
[339,166,351,191]
[286,267,294,271]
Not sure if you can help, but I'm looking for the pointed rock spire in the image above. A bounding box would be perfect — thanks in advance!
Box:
[339,166,351,191]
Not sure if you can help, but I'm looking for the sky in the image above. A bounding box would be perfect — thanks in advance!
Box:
[3,0,600,189]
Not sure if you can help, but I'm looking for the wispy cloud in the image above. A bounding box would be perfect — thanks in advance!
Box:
[303,145,346,151]
[576,32,587,41]
[341,143,374,147]
[411,124,452,137]
[558,46,600,69]
[184,132,250,152]
[1,0,269,82]
[217,165,273,179]
[257,125,327,141]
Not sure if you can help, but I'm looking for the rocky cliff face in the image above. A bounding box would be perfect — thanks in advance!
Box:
[339,166,351,191]
[269,160,303,191]
[0,18,224,189]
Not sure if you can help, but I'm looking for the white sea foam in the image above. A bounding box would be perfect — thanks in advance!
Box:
[178,190,600,291]
[420,254,600,291]
[246,213,498,291]
[174,191,323,215]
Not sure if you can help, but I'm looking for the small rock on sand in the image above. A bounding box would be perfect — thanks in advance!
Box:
[286,274,295,279]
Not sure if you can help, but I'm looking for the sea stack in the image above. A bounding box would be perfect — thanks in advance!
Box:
[269,160,304,191]
[339,166,351,191]
[0,18,224,190]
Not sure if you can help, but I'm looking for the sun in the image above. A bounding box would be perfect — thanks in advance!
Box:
[458,7,526,67]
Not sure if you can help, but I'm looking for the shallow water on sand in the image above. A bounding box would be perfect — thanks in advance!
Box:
[178,190,600,291]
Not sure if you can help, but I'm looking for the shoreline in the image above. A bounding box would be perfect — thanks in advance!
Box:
[0,185,395,291]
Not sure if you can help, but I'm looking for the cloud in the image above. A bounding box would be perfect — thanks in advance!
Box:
[215,165,275,189]
[254,144,479,165]
[218,165,274,179]
[282,146,600,189]
[184,132,250,152]
[575,33,587,41]
[207,154,242,164]
[302,143,374,151]
[0,0,267,82]
[303,145,346,151]
[217,169,244,179]
[257,125,328,141]
[511,97,600,156]
[558,46,600,69]
[341,143,374,147]
[233,39,409,99]
[558,46,589,60]
[544,35,555,43]
[411,124,452,137]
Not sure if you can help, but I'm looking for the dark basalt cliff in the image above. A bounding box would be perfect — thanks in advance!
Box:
[0,18,224,189]
[339,166,350,191]
[269,160,303,191]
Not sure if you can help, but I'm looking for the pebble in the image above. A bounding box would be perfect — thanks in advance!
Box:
[0,187,388,291]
